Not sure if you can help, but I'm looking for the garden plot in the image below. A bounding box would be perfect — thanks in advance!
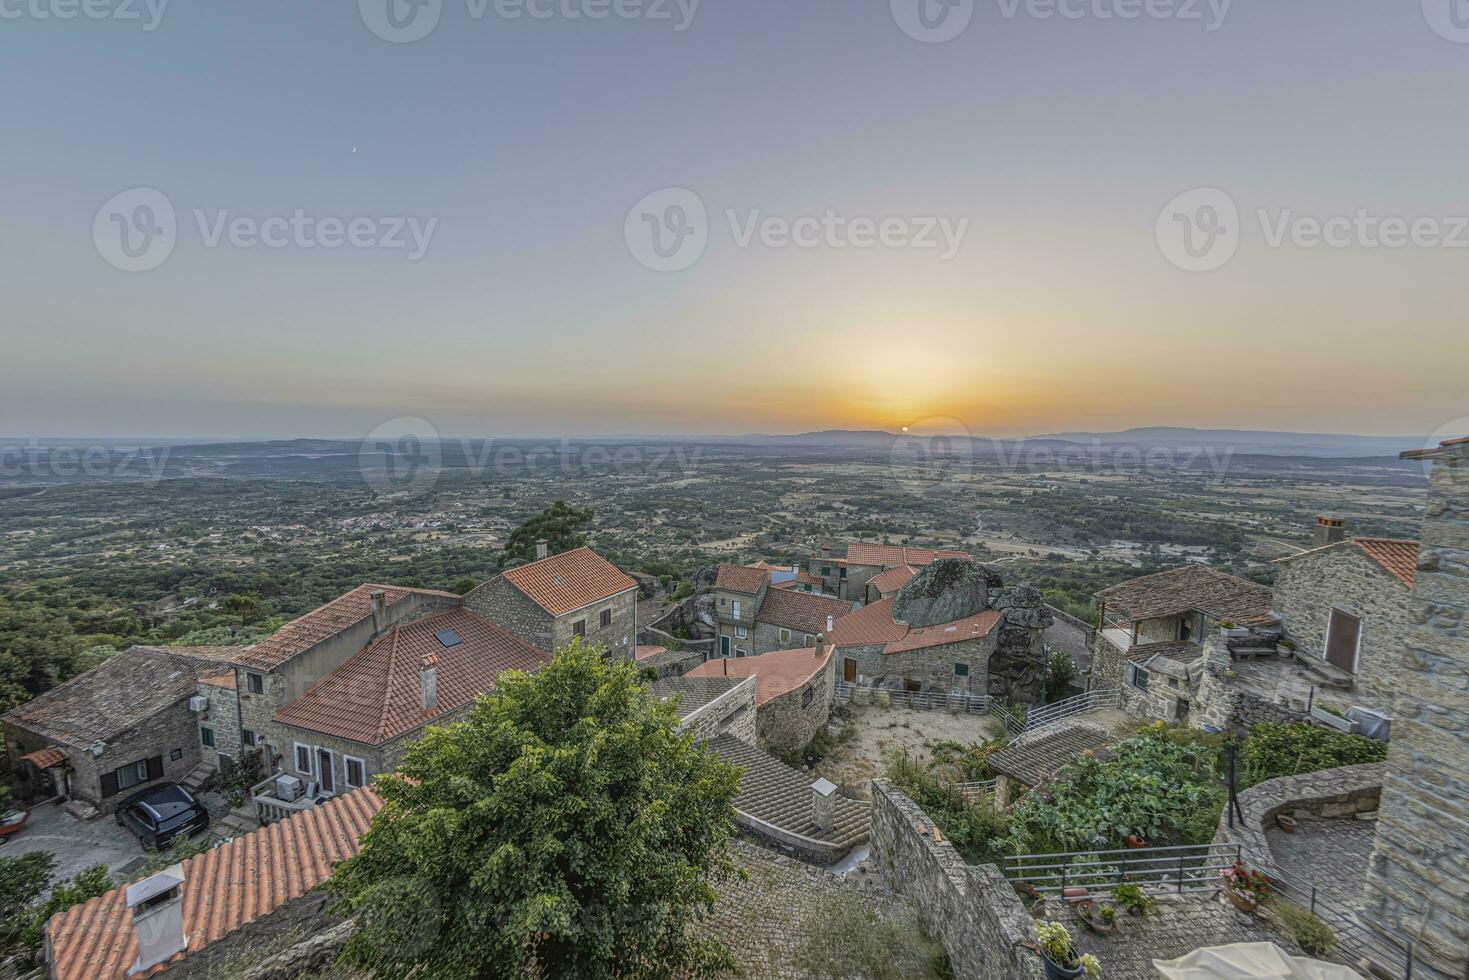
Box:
[812,701,1004,799]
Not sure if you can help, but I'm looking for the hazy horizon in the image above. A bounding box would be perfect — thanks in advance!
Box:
[4,1,1466,441]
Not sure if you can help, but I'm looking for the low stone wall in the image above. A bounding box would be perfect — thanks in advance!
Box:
[756,653,834,757]
[681,675,757,745]
[1214,762,1385,873]
[869,780,1044,980]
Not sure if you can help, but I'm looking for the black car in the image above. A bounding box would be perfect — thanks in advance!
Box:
[115,783,210,850]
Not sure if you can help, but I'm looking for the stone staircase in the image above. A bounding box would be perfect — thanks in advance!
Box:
[181,761,217,793]
[213,802,259,839]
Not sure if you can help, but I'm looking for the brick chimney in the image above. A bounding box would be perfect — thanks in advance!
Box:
[420,654,438,712]
[815,633,828,659]
[535,539,549,560]
[820,545,831,559]
[1313,516,1346,548]
[811,777,837,834]
[127,864,188,973]
[369,590,387,635]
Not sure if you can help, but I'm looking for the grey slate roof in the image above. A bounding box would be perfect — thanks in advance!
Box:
[651,675,745,719]
[708,734,869,852]
[986,724,1114,787]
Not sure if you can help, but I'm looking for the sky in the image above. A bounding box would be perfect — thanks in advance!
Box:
[2,0,1466,441]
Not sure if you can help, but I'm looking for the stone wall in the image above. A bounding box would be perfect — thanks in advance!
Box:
[462,577,554,650]
[70,699,203,814]
[869,780,1044,980]
[680,675,758,745]
[1214,762,1385,874]
[548,587,639,662]
[1274,545,1411,712]
[1362,439,1469,980]
[756,651,834,757]
[835,635,992,695]
[751,620,820,655]
[195,679,241,767]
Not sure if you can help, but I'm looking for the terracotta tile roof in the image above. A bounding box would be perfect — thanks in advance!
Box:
[1095,565,1276,628]
[46,789,383,980]
[1354,538,1418,587]
[272,608,550,745]
[501,547,639,615]
[986,725,1114,787]
[686,646,833,706]
[868,565,917,595]
[635,644,668,661]
[844,542,969,568]
[1,646,242,749]
[755,590,855,635]
[714,564,769,595]
[19,747,66,770]
[234,584,460,671]
[198,669,237,690]
[827,598,999,654]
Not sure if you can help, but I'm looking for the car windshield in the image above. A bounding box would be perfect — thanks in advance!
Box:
[139,786,195,824]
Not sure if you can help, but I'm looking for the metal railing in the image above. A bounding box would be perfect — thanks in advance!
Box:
[1263,860,1416,979]
[1023,688,1121,731]
[250,773,317,825]
[1003,842,1242,897]
[955,778,996,802]
[834,683,990,714]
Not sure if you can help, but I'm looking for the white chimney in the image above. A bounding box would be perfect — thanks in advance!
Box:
[126,864,187,974]
[420,654,438,712]
[811,777,837,834]
[369,590,387,635]
[826,614,834,632]
[815,633,828,659]
[535,539,549,560]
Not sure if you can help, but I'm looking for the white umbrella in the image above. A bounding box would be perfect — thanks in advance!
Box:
[1153,942,1365,980]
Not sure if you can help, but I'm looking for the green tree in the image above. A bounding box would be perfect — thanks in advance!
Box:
[1,852,111,963]
[500,501,592,566]
[1044,650,1078,703]
[330,639,741,979]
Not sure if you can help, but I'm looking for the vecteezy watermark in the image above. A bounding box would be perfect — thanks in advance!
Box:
[359,417,444,497]
[0,439,173,482]
[891,0,1229,42]
[1418,416,1469,476]
[93,188,439,272]
[624,187,969,272]
[1157,187,1469,272]
[1422,0,1469,42]
[358,0,699,43]
[887,418,977,495]
[0,0,169,30]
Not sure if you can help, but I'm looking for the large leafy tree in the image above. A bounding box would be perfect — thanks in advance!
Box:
[501,501,592,566]
[330,639,741,979]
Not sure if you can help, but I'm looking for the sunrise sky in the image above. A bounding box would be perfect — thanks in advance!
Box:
[3,0,1465,440]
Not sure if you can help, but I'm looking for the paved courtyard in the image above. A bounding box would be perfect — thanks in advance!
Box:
[1,799,149,881]
[1265,815,1377,910]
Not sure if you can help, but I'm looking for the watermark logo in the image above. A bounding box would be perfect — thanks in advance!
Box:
[92,188,439,272]
[1423,0,1469,42]
[359,417,444,497]
[891,0,974,42]
[887,418,976,495]
[1419,417,1469,476]
[0,0,169,30]
[359,0,443,42]
[93,188,177,273]
[625,187,708,272]
[995,0,1231,31]
[1156,187,1239,272]
[0,439,173,483]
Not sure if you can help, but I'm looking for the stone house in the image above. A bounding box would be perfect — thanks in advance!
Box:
[865,564,916,602]
[651,673,757,745]
[2,646,240,816]
[709,564,854,658]
[709,564,769,659]
[463,545,640,660]
[808,542,969,602]
[269,607,550,796]
[684,642,837,757]
[1272,525,1418,713]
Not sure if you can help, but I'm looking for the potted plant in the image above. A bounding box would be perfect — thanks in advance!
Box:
[1276,814,1298,833]
[1217,619,1235,635]
[1035,921,1101,979]
[1125,834,1147,849]
[1221,862,1271,913]
[1113,882,1155,917]
[1075,901,1118,936]
[1276,637,1296,657]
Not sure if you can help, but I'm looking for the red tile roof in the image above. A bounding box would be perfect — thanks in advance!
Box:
[868,565,917,595]
[234,584,460,671]
[47,789,383,980]
[1095,565,1276,628]
[845,543,969,568]
[19,747,66,770]
[755,589,855,635]
[501,547,639,616]
[635,644,668,661]
[272,608,550,745]
[685,646,833,705]
[714,564,769,594]
[1354,538,1418,587]
[828,597,1000,654]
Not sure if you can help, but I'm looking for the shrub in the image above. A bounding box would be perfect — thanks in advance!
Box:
[1112,882,1154,916]
[885,751,1011,867]
[795,894,952,980]
[1239,722,1386,788]
[1275,902,1335,956]
[1044,651,1079,703]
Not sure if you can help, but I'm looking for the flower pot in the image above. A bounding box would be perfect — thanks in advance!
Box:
[1224,885,1259,913]
[1126,834,1147,849]
[1276,814,1298,833]
[1075,904,1117,936]
[1043,955,1085,980]
[1061,886,1090,904]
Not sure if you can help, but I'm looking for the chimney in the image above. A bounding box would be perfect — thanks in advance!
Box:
[815,633,828,659]
[826,614,834,633]
[811,777,837,834]
[369,590,387,635]
[126,864,188,973]
[820,545,831,559]
[535,539,549,560]
[420,654,438,712]
[1313,516,1347,549]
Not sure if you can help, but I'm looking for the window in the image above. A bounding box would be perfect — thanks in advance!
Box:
[839,567,847,579]
[779,628,791,644]
[804,634,814,646]
[735,626,747,639]
[201,727,215,748]
[801,687,815,708]
[731,600,742,619]
[600,608,612,629]
[242,730,258,747]
[170,748,184,762]
[735,648,748,658]
[953,662,969,677]
[294,742,313,775]
[435,629,463,648]
[247,672,264,695]
[1126,663,1149,691]
[344,756,366,790]
[107,757,161,796]
[820,566,831,576]
[572,619,586,638]
[719,635,731,658]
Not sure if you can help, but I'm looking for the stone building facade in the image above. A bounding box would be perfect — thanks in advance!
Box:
[463,574,639,660]
[1272,537,1416,712]
[834,634,994,697]
[709,565,768,659]
[194,674,242,769]
[753,649,835,757]
[1361,437,1469,980]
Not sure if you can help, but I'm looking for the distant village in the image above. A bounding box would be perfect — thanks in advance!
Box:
[3,438,1466,980]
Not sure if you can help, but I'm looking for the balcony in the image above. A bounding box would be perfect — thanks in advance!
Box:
[249,773,335,824]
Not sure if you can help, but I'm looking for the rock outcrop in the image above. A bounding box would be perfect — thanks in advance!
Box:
[893,558,1002,627]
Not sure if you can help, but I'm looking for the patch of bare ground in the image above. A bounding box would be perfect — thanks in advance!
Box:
[812,702,1004,799]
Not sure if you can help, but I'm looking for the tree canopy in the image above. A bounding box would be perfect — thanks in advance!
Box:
[501,501,593,566]
[329,639,741,979]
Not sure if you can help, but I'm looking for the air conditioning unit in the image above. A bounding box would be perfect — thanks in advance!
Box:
[1347,707,1392,742]
[188,696,208,713]
[274,774,304,802]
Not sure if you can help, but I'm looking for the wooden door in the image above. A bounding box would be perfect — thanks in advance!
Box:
[843,658,857,683]
[1324,609,1360,673]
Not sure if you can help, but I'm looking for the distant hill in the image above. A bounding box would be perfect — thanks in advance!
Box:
[1030,427,1420,458]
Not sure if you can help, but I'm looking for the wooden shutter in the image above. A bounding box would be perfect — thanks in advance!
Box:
[146,755,164,781]
[101,770,120,798]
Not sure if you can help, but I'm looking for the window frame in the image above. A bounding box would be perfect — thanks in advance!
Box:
[201,727,215,748]
[246,672,265,695]
[599,608,612,629]
[735,625,747,639]
[953,662,970,677]
[294,742,314,776]
[572,619,587,638]
[343,755,367,790]
[779,627,792,645]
